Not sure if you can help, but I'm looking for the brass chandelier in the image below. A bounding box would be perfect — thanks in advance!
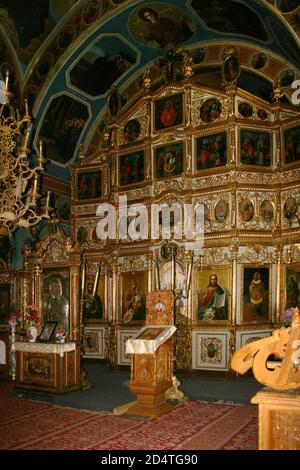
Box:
[0,72,51,234]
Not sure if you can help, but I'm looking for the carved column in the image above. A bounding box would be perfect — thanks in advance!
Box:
[275,245,282,324]
[147,251,153,292]
[231,244,238,325]
[70,258,81,342]
[33,264,42,327]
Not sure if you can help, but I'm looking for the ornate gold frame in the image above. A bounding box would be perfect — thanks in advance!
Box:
[240,264,272,324]
[74,165,104,204]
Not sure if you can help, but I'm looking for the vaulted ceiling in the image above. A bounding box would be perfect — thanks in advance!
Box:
[0,0,299,180]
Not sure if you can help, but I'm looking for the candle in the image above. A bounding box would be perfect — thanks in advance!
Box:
[81,262,86,297]
[5,70,9,92]
[24,99,29,117]
[45,191,50,208]
[39,140,43,158]
[155,261,160,291]
[92,263,101,298]
[23,124,31,149]
[187,254,193,291]
[33,174,39,193]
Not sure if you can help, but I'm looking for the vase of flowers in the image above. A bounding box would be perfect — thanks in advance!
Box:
[280,307,295,328]
[24,307,39,342]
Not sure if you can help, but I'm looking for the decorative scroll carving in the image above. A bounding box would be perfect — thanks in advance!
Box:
[237,246,275,264]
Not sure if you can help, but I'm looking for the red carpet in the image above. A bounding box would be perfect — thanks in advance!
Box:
[0,381,257,450]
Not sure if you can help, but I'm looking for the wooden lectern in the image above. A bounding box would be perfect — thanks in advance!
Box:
[125,290,175,418]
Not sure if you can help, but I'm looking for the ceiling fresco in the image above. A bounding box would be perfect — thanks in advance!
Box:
[0,0,299,174]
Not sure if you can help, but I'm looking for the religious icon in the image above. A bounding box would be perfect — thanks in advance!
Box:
[154,93,183,131]
[77,171,102,200]
[108,88,120,118]
[284,126,300,165]
[222,55,241,84]
[196,132,226,170]
[119,151,145,186]
[121,273,147,323]
[200,98,222,123]
[129,4,195,49]
[196,268,230,321]
[283,197,298,221]
[238,102,253,118]
[241,267,270,322]
[41,270,70,333]
[155,142,183,178]
[239,199,254,222]
[260,200,274,222]
[123,119,141,143]
[285,268,300,310]
[214,200,229,222]
[83,277,104,321]
[0,284,10,323]
[251,52,267,70]
[240,130,271,167]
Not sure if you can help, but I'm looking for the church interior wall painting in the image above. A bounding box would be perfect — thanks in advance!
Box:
[128,2,195,50]
[154,141,184,179]
[239,129,272,167]
[121,272,147,324]
[39,95,89,165]
[284,265,300,311]
[154,93,184,131]
[195,131,227,171]
[199,98,222,124]
[283,125,300,166]
[41,269,70,334]
[69,37,137,97]
[119,150,145,187]
[196,267,231,322]
[241,266,271,323]
[76,169,102,202]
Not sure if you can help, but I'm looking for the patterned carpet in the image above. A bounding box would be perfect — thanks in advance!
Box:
[0,381,257,450]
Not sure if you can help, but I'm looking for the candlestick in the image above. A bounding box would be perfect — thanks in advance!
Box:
[45,191,50,208]
[5,70,9,92]
[24,99,29,118]
[33,173,39,193]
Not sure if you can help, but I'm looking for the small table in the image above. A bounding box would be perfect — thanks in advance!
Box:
[13,341,81,394]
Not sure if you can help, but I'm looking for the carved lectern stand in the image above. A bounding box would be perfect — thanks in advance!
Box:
[231,308,300,450]
[116,291,176,418]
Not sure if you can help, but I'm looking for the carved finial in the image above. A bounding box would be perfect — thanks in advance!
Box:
[183,53,193,79]
[272,80,284,102]
[142,69,151,89]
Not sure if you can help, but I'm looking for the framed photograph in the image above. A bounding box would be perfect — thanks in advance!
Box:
[241,266,271,323]
[283,125,300,166]
[38,321,58,342]
[284,266,300,310]
[76,169,102,201]
[83,275,105,322]
[240,129,271,167]
[155,141,184,179]
[120,271,147,324]
[0,283,10,323]
[119,150,145,187]
[196,267,231,322]
[154,93,183,131]
[41,269,70,333]
[196,131,227,171]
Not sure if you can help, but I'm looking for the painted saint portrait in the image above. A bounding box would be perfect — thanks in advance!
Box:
[82,0,102,25]
[154,93,183,131]
[284,126,300,165]
[122,273,147,323]
[129,3,195,49]
[77,171,102,200]
[196,268,230,321]
[283,197,298,221]
[39,95,88,165]
[83,276,104,321]
[54,195,71,223]
[120,151,145,186]
[238,102,253,118]
[223,55,240,84]
[240,130,271,167]
[123,119,141,143]
[239,199,254,222]
[285,268,300,310]
[200,98,222,123]
[260,200,274,222]
[42,270,70,333]
[196,132,226,171]
[279,69,295,88]
[214,200,229,223]
[77,227,88,245]
[251,53,267,70]
[242,267,270,322]
[155,142,183,179]
[257,109,269,121]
